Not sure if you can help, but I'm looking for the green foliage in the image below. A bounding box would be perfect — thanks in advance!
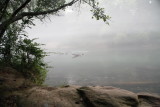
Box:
[15,38,48,84]
[0,27,48,84]
[91,2,111,25]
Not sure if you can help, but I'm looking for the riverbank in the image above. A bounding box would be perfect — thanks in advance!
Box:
[0,67,160,107]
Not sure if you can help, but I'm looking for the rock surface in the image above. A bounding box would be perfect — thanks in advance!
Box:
[1,67,160,107]
[137,92,160,107]
[77,86,139,107]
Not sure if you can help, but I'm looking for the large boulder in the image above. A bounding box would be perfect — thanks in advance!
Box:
[138,92,160,107]
[77,86,139,107]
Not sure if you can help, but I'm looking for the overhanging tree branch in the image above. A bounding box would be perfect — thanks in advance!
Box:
[0,0,78,41]
[11,0,78,23]
[10,0,31,18]
[1,0,78,27]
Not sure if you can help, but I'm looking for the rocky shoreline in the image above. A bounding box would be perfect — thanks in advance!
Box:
[0,67,160,107]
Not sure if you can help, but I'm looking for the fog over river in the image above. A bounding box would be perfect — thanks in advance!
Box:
[27,0,160,93]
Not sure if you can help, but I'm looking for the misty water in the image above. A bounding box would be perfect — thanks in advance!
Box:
[44,44,160,93]
[28,0,160,93]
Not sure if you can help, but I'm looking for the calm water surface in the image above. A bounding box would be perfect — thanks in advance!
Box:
[44,48,160,93]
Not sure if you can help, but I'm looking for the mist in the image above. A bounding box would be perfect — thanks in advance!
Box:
[27,0,160,93]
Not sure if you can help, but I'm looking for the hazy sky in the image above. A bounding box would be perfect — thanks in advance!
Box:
[26,0,160,53]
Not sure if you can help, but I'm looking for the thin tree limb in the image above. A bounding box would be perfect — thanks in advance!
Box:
[10,0,31,18]
[5,0,78,24]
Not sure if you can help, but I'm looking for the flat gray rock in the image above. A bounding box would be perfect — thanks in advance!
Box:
[77,86,139,107]
[137,92,160,107]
